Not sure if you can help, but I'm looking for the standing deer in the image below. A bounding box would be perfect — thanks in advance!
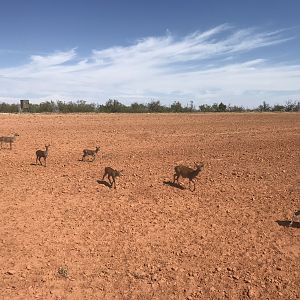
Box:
[289,206,300,227]
[173,162,204,191]
[36,144,50,167]
[82,146,100,161]
[0,133,19,149]
[102,167,123,189]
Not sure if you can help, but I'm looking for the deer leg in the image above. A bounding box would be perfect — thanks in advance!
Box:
[44,157,47,167]
[289,212,296,226]
[108,175,113,187]
[173,174,179,183]
[189,179,196,191]
[102,172,107,180]
[112,177,116,189]
[92,154,96,161]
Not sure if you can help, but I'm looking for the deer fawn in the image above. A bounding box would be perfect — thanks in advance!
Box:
[36,144,50,167]
[102,167,123,189]
[0,133,19,149]
[173,162,204,191]
[82,146,100,161]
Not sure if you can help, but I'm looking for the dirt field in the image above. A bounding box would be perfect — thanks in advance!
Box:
[0,113,299,299]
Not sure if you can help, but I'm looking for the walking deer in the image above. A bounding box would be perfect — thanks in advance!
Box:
[173,162,204,191]
[82,146,100,161]
[102,167,123,189]
[36,144,50,167]
[0,133,19,149]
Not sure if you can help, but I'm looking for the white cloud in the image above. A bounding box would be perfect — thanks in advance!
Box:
[30,49,77,67]
[0,25,299,106]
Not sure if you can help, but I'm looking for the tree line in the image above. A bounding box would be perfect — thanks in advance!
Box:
[0,99,299,113]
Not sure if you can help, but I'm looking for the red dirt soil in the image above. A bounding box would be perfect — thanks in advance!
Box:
[0,113,299,299]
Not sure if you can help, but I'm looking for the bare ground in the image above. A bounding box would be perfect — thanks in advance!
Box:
[0,113,299,299]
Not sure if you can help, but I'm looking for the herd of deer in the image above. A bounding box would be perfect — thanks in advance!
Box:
[1,133,299,225]
[0,133,205,192]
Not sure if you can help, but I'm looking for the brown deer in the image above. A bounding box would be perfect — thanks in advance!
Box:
[0,133,19,149]
[289,208,300,227]
[36,144,50,167]
[173,162,204,191]
[102,167,123,189]
[82,146,100,161]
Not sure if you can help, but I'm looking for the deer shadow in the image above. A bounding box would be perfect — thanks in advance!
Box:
[276,220,300,228]
[163,180,186,190]
[0,147,13,151]
[79,158,95,162]
[30,162,46,167]
[97,180,112,189]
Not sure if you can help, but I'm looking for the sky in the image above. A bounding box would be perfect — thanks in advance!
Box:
[0,0,300,107]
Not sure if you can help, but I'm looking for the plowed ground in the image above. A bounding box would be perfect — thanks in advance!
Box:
[0,113,299,299]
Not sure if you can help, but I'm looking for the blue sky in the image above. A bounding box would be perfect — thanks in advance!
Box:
[0,0,300,106]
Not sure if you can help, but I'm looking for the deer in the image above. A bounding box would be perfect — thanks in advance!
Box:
[289,204,300,227]
[0,133,19,149]
[173,162,204,191]
[102,167,123,189]
[36,144,50,167]
[82,146,100,161]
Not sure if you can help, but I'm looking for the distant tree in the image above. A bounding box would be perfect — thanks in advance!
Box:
[211,103,219,112]
[170,101,183,112]
[284,100,297,112]
[57,101,71,113]
[130,102,147,113]
[189,100,195,112]
[96,103,105,112]
[258,101,271,112]
[227,104,245,112]
[39,101,56,113]
[76,100,95,112]
[199,104,212,112]
[29,103,40,113]
[272,104,285,112]
[147,100,165,113]
[263,101,271,112]
[67,101,76,113]
[103,99,127,113]
[218,102,227,112]
[0,102,18,113]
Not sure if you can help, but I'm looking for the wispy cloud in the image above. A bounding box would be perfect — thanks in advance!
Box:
[0,25,299,106]
[30,49,77,67]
